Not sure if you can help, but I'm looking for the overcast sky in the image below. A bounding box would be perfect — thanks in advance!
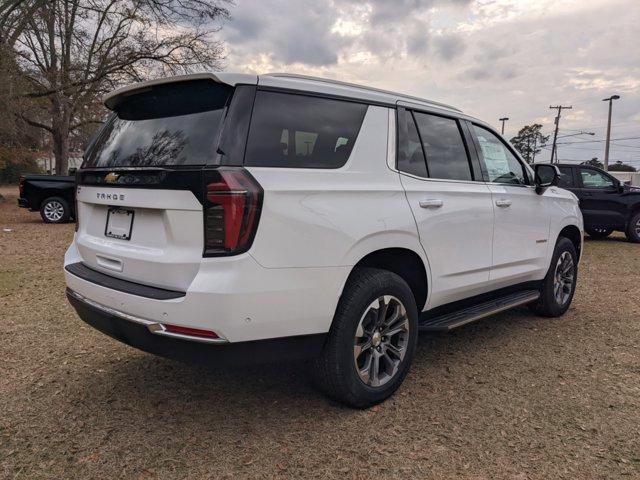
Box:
[219,0,639,167]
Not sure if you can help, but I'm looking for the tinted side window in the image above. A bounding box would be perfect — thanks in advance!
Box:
[397,111,428,177]
[413,112,472,181]
[558,167,575,188]
[244,91,367,168]
[579,168,615,188]
[472,125,528,185]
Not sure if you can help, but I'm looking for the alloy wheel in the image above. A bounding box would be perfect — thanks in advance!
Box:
[44,201,64,222]
[353,295,410,388]
[553,251,575,306]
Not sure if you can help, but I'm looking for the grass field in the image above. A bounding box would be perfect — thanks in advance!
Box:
[1,185,639,479]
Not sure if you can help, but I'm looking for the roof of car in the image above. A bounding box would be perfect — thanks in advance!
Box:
[103,72,463,114]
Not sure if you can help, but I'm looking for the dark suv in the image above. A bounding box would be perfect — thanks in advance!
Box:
[544,163,640,242]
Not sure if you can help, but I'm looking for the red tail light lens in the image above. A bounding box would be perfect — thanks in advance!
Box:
[163,323,220,339]
[18,176,25,195]
[204,168,263,256]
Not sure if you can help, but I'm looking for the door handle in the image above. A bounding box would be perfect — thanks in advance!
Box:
[495,199,512,208]
[419,199,443,209]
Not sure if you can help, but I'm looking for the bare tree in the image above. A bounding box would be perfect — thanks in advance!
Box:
[2,0,229,174]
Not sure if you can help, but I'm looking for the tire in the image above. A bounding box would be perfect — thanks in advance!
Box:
[585,227,613,239]
[529,237,578,317]
[40,196,71,223]
[625,212,640,243]
[313,267,419,408]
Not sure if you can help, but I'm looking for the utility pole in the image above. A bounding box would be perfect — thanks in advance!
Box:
[499,117,509,135]
[602,95,620,171]
[549,105,572,163]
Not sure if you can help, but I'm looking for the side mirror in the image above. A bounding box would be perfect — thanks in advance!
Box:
[534,164,559,194]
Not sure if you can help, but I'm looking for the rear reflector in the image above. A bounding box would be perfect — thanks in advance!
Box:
[163,324,220,339]
[204,168,263,256]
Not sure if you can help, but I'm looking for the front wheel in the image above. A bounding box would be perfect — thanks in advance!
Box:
[313,268,418,408]
[625,212,640,243]
[529,237,578,317]
[585,227,613,239]
[40,197,71,223]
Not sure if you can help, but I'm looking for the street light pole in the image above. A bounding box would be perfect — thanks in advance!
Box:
[499,117,509,135]
[602,95,620,171]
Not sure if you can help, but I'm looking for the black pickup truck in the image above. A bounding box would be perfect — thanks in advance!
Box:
[18,173,76,223]
[542,163,640,243]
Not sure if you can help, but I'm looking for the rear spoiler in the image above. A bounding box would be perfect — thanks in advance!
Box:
[103,73,258,111]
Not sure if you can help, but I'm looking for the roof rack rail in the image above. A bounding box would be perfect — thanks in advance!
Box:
[264,73,462,113]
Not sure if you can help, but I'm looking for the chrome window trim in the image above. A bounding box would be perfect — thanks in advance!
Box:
[387,108,397,172]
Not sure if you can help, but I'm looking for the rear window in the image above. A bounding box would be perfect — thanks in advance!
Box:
[83,80,232,168]
[244,91,368,168]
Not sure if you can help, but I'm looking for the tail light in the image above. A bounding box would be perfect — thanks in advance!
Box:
[18,176,25,195]
[204,168,263,256]
[163,324,220,339]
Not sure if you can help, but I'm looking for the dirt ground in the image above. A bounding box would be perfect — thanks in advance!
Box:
[1,185,639,479]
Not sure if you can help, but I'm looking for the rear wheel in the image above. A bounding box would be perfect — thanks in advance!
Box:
[529,237,578,317]
[313,267,418,408]
[625,212,640,243]
[40,197,71,223]
[585,227,613,239]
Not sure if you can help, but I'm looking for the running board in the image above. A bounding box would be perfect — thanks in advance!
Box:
[419,290,540,332]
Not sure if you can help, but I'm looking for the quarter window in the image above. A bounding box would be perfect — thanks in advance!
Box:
[244,91,367,168]
[397,111,428,177]
[579,168,615,188]
[472,125,528,185]
[413,112,472,181]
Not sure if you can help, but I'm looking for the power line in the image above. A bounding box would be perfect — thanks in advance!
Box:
[554,136,640,145]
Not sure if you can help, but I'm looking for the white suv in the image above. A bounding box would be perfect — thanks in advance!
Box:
[65,73,583,407]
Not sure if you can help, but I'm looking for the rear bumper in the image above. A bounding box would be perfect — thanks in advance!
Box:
[64,240,348,344]
[67,288,326,366]
[17,198,29,208]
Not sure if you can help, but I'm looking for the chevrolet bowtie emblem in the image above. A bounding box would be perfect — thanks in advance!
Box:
[105,172,119,184]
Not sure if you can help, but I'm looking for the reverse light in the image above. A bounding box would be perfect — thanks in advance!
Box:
[204,168,263,256]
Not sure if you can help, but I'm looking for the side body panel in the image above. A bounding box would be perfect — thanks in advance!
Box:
[24,175,75,210]
[247,106,424,271]
[575,166,627,229]
[487,184,551,283]
[400,174,494,308]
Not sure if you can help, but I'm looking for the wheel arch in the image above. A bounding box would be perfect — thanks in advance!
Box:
[558,224,583,260]
[344,247,429,312]
[37,190,70,209]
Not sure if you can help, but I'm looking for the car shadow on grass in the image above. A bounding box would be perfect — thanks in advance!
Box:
[72,305,549,424]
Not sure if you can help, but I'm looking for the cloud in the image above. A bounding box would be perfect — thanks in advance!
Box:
[433,33,466,61]
[225,0,350,66]
[220,0,640,166]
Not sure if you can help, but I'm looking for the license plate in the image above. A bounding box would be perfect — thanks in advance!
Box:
[105,208,134,240]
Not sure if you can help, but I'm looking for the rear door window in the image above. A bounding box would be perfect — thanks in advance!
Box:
[413,112,473,181]
[558,166,575,188]
[244,91,367,168]
[83,80,233,168]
